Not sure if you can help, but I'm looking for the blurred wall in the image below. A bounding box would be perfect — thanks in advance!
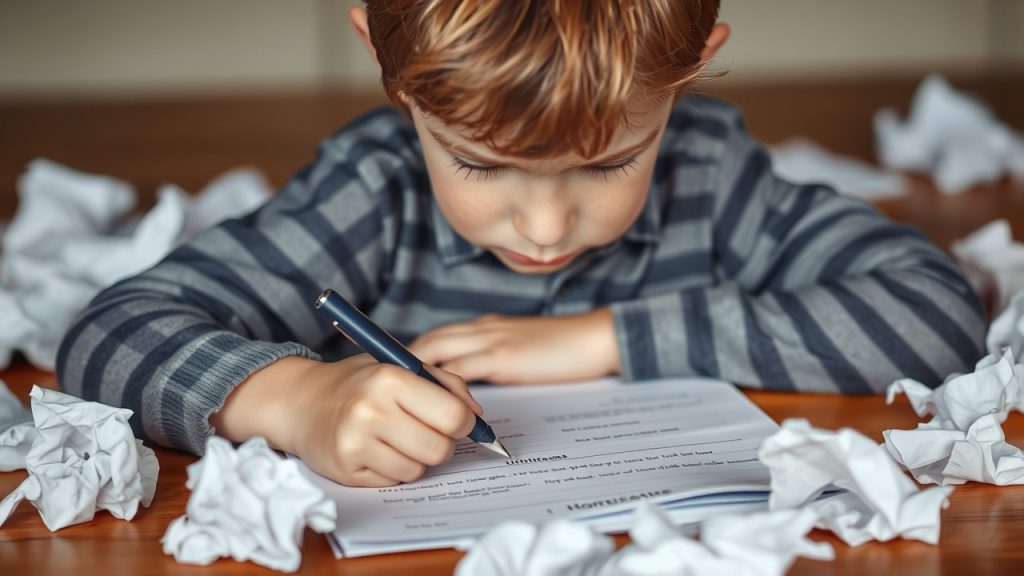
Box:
[1,0,1022,98]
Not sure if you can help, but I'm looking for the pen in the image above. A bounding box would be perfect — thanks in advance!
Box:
[314,288,511,458]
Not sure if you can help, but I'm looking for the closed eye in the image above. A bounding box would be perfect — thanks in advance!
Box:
[579,158,639,180]
[449,155,639,182]
[449,156,506,181]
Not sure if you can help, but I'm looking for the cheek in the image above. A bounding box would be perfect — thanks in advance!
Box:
[583,179,650,238]
[429,171,506,238]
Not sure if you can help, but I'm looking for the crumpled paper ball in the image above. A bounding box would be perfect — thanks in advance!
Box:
[0,159,271,370]
[759,419,952,546]
[0,379,35,471]
[604,504,832,576]
[162,436,337,573]
[884,349,1024,485]
[0,386,159,531]
[874,75,1024,194]
[455,516,615,576]
[951,219,1024,319]
[456,503,832,576]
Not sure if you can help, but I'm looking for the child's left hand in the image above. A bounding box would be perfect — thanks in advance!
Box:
[409,308,620,385]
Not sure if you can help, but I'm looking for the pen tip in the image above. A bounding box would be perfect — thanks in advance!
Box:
[489,439,511,459]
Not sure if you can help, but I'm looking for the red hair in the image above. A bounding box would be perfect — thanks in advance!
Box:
[364,0,720,158]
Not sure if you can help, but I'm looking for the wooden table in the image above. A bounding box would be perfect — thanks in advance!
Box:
[4,169,1024,573]
[3,356,1024,574]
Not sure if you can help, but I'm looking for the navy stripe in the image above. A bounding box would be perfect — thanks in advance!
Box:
[291,206,378,302]
[79,309,186,401]
[915,258,986,316]
[739,297,796,391]
[874,273,982,367]
[684,290,719,377]
[620,306,660,380]
[753,205,877,293]
[57,283,190,388]
[714,148,770,277]
[645,252,712,284]
[159,333,246,443]
[384,278,543,315]
[662,192,714,226]
[763,184,821,242]
[830,283,941,386]
[774,292,873,394]
[122,322,222,437]
[164,246,295,341]
[220,219,322,302]
[817,225,925,279]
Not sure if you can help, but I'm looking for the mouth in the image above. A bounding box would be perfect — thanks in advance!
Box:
[501,249,580,267]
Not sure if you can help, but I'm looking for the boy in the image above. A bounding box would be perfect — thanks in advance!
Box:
[57,1,985,488]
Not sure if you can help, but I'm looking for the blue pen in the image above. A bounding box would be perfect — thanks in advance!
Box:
[315,288,511,458]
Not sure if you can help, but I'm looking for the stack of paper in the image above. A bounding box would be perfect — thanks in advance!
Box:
[295,378,781,557]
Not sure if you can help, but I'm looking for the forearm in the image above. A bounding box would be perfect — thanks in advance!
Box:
[580,308,621,377]
[57,276,318,454]
[610,268,985,393]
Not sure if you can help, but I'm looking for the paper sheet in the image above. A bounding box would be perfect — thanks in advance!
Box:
[884,349,1024,485]
[0,386,158,531]
[759,419,952,546]
[0,159,271,370]
[769,138,908,200]
[298,378,781,558]
[162,436,337,573]
[875,75,1024,194]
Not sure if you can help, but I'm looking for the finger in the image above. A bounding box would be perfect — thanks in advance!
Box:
[411,330,491,366]
[391,371,477,438]
[347,467,402,488]
[439,352,502,384]
[360,441,429,484]
[421,362,484,416]
[376,414,454,467]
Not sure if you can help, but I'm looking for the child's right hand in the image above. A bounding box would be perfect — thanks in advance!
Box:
[212,355,483,487]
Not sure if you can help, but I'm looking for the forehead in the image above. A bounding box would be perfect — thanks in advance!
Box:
[414,97,674,164]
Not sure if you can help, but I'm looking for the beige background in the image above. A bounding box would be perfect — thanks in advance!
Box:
[1,0,1022,99]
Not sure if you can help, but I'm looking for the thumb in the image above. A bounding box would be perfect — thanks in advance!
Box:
[421,362,484,417]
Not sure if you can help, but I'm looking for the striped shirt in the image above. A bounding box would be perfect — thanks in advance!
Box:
[56,96,986,456]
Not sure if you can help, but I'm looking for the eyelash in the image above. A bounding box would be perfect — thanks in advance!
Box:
[448,156,639,182]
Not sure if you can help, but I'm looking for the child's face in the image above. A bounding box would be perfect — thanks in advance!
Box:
[410,99,674,274]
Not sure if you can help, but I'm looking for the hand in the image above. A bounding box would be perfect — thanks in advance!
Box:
[409,308,621,385]
[212,355,482,487]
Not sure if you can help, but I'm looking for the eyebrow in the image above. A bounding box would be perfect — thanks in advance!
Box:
[425,126,662,170]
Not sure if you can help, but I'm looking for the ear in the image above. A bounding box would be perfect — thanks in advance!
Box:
[349,6,381,71]
[700,23,730,61]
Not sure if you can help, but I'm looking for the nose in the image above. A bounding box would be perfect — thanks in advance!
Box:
[513,190,577,248]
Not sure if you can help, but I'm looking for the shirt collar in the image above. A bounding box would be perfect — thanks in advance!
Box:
[431,197,486,266]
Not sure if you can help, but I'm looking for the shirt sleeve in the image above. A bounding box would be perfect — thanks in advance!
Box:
[610,115,986,393]
[56,144,392,454]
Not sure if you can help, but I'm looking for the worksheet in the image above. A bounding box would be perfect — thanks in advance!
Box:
[294,377,780,557]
